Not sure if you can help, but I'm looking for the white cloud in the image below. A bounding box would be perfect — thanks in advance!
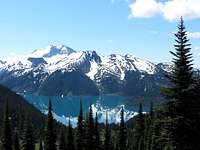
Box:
[129,0,163,18]
[187,32,200,39]
[194,46,200,51]
[129,0,200,21]
[193,46,200,56]
[163,0,200,21]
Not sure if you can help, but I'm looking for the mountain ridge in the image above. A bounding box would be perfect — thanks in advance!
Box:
[0,45,173,96]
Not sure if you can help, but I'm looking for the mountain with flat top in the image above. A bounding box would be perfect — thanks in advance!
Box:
[0,45,172,96]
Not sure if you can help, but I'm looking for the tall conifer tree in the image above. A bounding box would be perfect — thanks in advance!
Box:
[163,17,194,116]
[86,104,94,150]
[94,112,101,150]
[144,102,154,150]
[76,100,84,150]
[119,106,127,150]
[134,103,145,150]
[162,17,200,149]
[44,100,56,150]
[104,112,111,150]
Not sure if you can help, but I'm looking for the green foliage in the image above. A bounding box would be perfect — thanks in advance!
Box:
[67,118,75,150]
[44,100,57,150]
[2,100,13,150]
[58,129,67,150]
[21,117,35,150]
[163,17,194,115]
[160,17,200,149]
[94,113,101,150]
[143,102,154,150]
[104,113,111,150]
[76,100,85,150]
[118,106,127,150]
[133,103,145,150]
[86,104,95,150]
[0,85,45,137]
[13,132,20,150]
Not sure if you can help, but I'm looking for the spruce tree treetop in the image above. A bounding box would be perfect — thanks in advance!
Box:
[119,106,127,150]
[86,104,94,150]
[166,17,194,98]
[162,17,196,117]
[133,103,145,150]
[76,99,84,150]
[44,99,56,150]
[160,17,200,149]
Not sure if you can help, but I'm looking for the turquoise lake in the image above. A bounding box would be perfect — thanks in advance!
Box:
[22,94,150,125]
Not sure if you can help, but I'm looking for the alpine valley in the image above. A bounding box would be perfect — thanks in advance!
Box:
[0,45,172,98]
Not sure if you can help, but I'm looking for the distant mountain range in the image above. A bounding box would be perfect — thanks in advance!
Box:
[0,45,173,96]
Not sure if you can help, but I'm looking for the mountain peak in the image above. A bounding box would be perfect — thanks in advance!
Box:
[31,45,75,58]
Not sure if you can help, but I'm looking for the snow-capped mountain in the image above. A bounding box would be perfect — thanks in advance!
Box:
[0,45,171,96]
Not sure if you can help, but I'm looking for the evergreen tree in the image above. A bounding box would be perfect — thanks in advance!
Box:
[76,100,84,150]
[144,102,154,150]
[86,104,94,150]
[94,112,101,150]
[13,131,20,150]
[21,117,35,150]
[193,62,200,147]
[162,17,200,149]
[58,129,67,150]
[67,118,75,150]
[39,140,43,150]
[134,103,145,150]
[104,112,111,150]
[118,106,127,150]
[44,100,57,150]
[163,17,194,116]
[2,100,13,150]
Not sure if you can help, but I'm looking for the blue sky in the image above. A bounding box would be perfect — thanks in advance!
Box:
[0,0,200,66]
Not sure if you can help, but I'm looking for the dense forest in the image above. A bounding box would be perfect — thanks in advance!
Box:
[0,18,200,150]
